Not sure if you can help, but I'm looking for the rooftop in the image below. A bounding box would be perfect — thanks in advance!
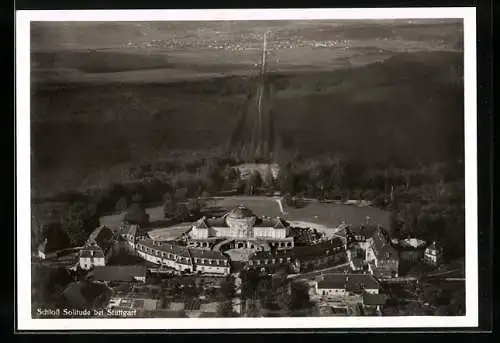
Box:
[87,226,114,253]
[137,239,191,258]
[195,213,289,230]
[346,225,379,238]
[250,237,344,260]
[346,274,379,292]
[317,274,345,289]
[362,293,388,306]
[395,238,427,250]
[188,248,228,260]
[426,241,442,252]
[370,228,399,261]
[226,205,255,220]
[317,273,379,292]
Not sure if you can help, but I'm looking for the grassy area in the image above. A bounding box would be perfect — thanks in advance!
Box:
[286,202,390,229]
[99,196,389,234]
[210,196,282,217]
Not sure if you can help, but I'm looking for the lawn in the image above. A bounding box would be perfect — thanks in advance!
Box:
[99,196,390,234]
[148,225,192,241]
[209,196,282,217]
[285,202,390,230]
[99,206,189,230]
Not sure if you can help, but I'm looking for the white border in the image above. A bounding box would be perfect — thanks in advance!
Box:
[16,8,478,331]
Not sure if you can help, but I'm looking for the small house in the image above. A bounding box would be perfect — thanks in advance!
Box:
[79,226,115,270]
[424,241,443,266]
[362,293,388,312]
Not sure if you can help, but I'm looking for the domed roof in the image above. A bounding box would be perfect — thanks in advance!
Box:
[226,205,255,219]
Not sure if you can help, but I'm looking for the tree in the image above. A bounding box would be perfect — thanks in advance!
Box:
[131,193,143,203]
[389,209,402,239]
[245,171,262,196]
[174,188,188,202]
[220,275,236,300]
[62,201,100,246]
[275,286,292,311]
[279,167,296,196]
[246,301,262,317]
[124,203,149,227]
[217,300,236,317]
[224,167,241,188]
[115,196,128,213]
[186,198,201,215]
[173,203,190,221]
[162,193,176,218]
[290,281,311,311]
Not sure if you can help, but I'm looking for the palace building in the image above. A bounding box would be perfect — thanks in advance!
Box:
[188,205,294,251]
[135,238,231,275]
[136,239,194,273]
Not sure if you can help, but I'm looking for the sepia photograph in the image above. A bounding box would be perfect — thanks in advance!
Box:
[16,8,478,330]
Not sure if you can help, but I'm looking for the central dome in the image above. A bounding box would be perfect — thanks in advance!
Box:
[226,205,255,219]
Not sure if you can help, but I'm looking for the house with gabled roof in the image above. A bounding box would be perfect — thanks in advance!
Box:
[79,226,116,270]
[365,227,399,278]
[362,293,388,312]
[315,273,380,297]
[424,241,443,266]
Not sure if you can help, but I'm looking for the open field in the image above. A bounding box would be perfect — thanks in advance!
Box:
[99,196,389,239]
[209,196,283,217]
[147,225,191,241]
[286,203,390,229]
[99,206,168,229]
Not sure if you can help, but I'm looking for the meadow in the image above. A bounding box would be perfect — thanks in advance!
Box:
[99,196,390,240]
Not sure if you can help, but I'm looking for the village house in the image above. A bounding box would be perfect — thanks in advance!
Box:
[365,227,400,278]
[79,226,115,270]
[346,246,365,272]
[424,241,443,266]
[36,238,57,260]
[315,273,380,297]
[362,293,389,313]
[89,265,147,285]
